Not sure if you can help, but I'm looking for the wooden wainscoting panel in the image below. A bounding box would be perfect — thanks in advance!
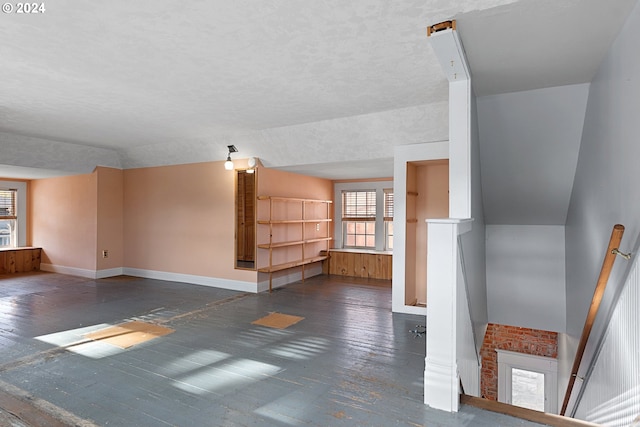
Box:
[328,250,392,280]
[0,248,42,274]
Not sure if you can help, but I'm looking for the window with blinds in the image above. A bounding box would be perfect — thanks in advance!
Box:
[0,189,17,248]
[342,190,376,248]
[384,189,393,250]
[384,190,393,221]
[342,190,376,220]
[0,189,17,219]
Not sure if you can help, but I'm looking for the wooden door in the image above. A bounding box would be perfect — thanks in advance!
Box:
[236,171,255,263]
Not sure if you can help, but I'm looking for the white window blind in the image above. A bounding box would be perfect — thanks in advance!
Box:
[342,191,376,220]
[384,190,393,221]
[0,189,17,219]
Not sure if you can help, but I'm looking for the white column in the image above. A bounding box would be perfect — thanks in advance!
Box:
[428,27,471,219]
[424,218,472,412]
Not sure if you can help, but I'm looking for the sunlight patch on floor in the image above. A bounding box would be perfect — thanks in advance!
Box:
[267,336,330,360]
[172,358,282,395]
[159,349,231,376]
[35,323,127,359]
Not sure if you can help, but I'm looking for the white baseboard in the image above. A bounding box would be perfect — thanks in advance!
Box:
[40,263,98,279]
[36,263,324,294]
[40,264,124,279]
[122,268,258,293]
[96,267,124,279]
[393,304,428,316]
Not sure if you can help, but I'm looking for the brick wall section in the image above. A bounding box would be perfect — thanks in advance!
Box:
[480,323,558,401]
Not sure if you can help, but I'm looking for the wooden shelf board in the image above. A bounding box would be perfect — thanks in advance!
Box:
[258,196,333,204]
[305,237,333,244]
[258,219,332,225]
[257,240,304,249]
[257,220,303,225]
[258,256,328,273]
[305,255,328,264]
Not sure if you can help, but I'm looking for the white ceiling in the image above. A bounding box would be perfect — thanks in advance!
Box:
[0,0,637,221]
[458,0,637,96]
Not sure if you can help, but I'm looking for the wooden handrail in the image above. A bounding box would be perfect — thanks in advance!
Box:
[560,224,625,415]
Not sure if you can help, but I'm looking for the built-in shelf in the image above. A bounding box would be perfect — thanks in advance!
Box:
[257,196,332,292]
[257,218,332,225]
[258,255,329,274]
[305,237,332,244]
[257,240,304,249]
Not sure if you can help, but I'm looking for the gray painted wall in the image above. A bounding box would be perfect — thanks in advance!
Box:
[460,89,488,346]
[476,79,591,335]
[564,0,640,412]
[565,0,640,338]
[477,84,589,225]
[486,225,566,332]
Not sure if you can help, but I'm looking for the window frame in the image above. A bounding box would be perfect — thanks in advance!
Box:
[496,349,558,414]
[334,181,392,252]
[0,181,27,248]
[384,189,393,250]
[0,188,17,248]
[342,190,377,249]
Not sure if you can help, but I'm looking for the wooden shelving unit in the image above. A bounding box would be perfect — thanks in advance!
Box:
[257,196,332,292]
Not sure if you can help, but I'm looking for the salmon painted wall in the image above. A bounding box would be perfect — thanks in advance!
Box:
[403,161,449,305]
[405,163,418,305]
[414,160,449,305]
[123,160,256,282]
[96,167,124,271]
[256,168,333,270]
[30,172,98,270]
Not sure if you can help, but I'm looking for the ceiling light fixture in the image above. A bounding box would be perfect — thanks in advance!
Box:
[224,145,238,170]
[246,157,257,174]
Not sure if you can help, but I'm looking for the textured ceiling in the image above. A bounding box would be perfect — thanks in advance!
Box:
[0,0,637,183]
[1,0,468,150]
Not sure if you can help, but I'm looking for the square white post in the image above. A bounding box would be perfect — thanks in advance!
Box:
[424,218,472,412]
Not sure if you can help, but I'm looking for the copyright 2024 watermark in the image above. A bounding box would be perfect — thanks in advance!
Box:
[2,2,46,13]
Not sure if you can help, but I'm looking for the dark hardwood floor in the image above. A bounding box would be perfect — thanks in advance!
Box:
[0,272,548,426]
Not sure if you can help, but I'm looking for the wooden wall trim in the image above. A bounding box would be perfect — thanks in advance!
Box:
[461,395,600,427]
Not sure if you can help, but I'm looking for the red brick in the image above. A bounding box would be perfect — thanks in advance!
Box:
[479,323,558,401]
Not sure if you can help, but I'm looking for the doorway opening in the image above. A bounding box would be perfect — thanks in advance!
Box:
[511,367,545,411]
[236,169,255,270]
[497,349,558,414]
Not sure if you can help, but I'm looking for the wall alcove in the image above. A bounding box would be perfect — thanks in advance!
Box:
[235,169,256,270]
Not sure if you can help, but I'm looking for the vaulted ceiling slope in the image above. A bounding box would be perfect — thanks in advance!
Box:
[0,0,636,180]
[477,84,590,225]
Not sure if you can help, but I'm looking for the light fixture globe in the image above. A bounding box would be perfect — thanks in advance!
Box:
[224,156,234,170]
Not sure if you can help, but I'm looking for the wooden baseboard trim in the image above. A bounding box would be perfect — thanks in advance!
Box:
[460,395,601,427]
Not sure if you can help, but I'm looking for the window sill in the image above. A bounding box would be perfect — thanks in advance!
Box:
[328,248,392,255]
[0,246,41,252]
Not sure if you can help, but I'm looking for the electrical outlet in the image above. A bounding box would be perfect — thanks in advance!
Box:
[102,250,108,258]
[316,223,320,231]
